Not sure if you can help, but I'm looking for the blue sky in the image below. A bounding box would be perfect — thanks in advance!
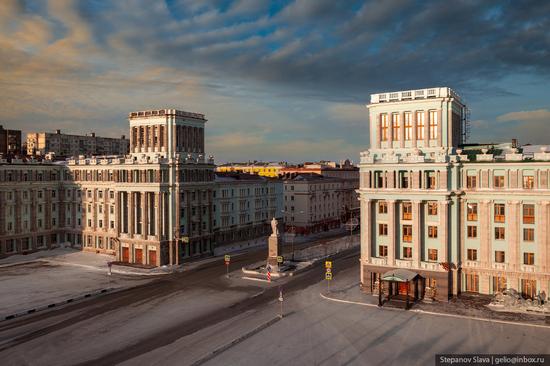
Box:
[1,0,549,163]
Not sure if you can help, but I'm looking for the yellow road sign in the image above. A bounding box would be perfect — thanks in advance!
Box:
[277,256,284,263]
[224,255,231,262]
[325,272,333,280]
[325,261,332,269]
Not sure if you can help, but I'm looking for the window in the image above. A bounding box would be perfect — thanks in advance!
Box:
[466,176,477,189]
[428,249,438,261]
[402,202,412,220]
[467,203,478,221]
[427,202,438,215]
[404,112,412,140]
[465,273,479,292]
[427,173,436,189]
[495,250,505,263]
[494,203,505,223]
[428,225,438,238]
[523,252,535,265]
[523,228,535,242]
[495,227,505,240]
[379,245,388,257]
[523,204,535,224]
[467,226,477,238]
[392,113,400,140]
[403,247,412,259]
[494,176,504,188]
[493,276,507,293]
[402,225,412,242]
[378,223,388,236]
[400,172,409,188]
[378,201,388,214]
[428,110,438,139]
[380,114,388,141]
[523,176,534,189]
[521,279,537,299]
[467,248,477,261]
[416,111,424,140]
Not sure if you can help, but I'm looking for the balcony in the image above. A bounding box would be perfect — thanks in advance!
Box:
[521,264,536,273]
[395,259,413,268]
[492,262,508,271]
[464,260,480,268]
[371,257,388,266]
[420,262,440,271]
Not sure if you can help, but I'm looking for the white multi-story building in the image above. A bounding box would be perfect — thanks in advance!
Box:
[27,130,129,157]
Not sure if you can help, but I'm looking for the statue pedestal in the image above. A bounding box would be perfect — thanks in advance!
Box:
[267,234,281,269]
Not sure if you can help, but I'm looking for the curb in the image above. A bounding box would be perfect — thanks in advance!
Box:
[320,292,550,329]
[1,287,118,322]
[190,316,281,366]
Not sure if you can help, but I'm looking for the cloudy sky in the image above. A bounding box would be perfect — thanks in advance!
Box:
[1,0,549,163]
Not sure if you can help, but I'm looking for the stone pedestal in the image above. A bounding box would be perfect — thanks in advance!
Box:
[267,234,281,268]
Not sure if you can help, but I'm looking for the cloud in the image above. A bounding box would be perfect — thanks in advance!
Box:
[497,109,550,122]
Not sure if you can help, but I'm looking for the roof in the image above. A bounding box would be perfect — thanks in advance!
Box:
[380,268,418,282]
[214,172,267,182]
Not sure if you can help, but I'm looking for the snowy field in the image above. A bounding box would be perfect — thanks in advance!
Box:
[0,248,152,317]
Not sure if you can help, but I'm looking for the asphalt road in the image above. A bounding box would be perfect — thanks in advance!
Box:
[0,233,358,366]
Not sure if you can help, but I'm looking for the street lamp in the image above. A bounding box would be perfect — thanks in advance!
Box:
[281,209,304,261]
[172,227,179,266]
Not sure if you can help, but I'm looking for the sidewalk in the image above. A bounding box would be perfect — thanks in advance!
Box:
[322,272,550,328]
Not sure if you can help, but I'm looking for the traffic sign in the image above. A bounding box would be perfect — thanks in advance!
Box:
[277,256,284,264]
[325,272,332,280]
[325,268,332,274]
[182,236,190,243]
[325,260,332,269]
[224,254,231,262]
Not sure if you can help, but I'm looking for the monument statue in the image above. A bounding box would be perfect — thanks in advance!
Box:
[271,217,279,237]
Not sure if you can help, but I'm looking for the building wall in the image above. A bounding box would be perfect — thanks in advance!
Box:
[0,126,22,155]
[359,87,550,300]
[212,176,283,246]
[26,132,129,157]
[216,164,284,178]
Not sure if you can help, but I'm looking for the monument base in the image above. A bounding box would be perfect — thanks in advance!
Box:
[267,235,281,268]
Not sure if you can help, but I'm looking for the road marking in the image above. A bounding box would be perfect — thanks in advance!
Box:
[319,292,550,329]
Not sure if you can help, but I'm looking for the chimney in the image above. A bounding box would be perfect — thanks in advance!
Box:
[91,132,96,138]
[121,135,126,139]
[512,138,518,148]
[56,129,61,134]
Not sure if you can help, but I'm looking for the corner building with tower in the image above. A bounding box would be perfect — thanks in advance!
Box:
[359,87,550,301]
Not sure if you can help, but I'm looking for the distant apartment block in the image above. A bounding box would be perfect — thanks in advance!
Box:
[0,125,22,156]
[359,87,550,301]
[213,172,283,246]
[216,162,285,177]
[283,174,355,235]
[26,130,129,158]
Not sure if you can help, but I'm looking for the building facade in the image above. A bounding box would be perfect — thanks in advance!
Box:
[0,125,22,156]
[1,109,285,266]
[283,174,348,234]
[213,172,283,246]
[26,130,129,158]
[358,87,550,301]
[216,162,285,178]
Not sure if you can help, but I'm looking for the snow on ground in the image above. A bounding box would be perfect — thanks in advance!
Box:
[0,248,151,317]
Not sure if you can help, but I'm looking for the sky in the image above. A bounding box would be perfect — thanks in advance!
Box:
[0,0,549,163]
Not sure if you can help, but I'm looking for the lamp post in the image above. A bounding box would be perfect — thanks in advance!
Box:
[281,209,303,261]
[172,227,179,266]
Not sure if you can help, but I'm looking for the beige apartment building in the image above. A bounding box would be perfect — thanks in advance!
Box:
[359,87,550,302]
[283,174,350,234]
[27,130,129,157]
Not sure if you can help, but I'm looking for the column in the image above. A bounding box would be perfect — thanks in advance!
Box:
[128,191,134,237]
[388,114,393,146]
[479,200,491,268]
[537,201,549,274]
[400,112,405,148]
[155,192,161,240]
[360,198,372,284]
[412,200,422,267]
[439,200,450,264]
[142,192,148,237]
[0,192,5,236]
[375,114,381,149]
[387,200,397,266]
[411,111,417,148]
[437,109,443,147]
[508,201,521,272]
[115,192,121,234]
[424,111,429,146]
